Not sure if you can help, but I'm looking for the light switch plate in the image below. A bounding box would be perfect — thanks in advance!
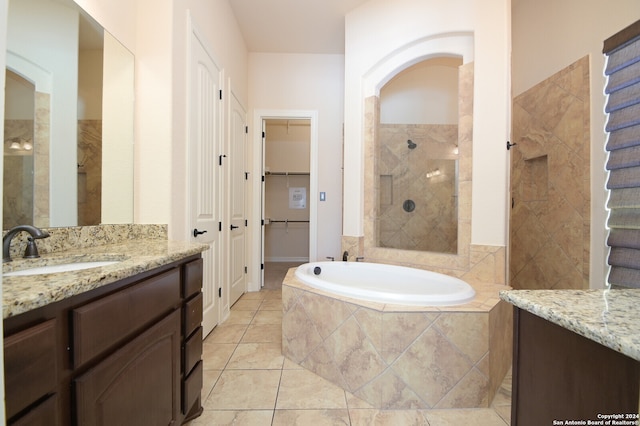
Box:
[320,192,326,201]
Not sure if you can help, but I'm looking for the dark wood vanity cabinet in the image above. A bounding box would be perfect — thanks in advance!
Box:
[511,308,640,426]
[3,255,204,425]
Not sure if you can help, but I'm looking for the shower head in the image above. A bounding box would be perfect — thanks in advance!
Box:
[407,139,417,149]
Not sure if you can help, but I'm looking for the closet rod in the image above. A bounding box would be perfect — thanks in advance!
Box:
[264,171,310,176]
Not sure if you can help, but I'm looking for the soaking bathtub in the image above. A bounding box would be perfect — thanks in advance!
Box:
[294,261,476,306]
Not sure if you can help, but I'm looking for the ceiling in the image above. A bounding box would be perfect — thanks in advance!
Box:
[228,0,370,54]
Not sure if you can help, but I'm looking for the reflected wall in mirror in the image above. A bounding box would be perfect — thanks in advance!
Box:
[4,0,134,229]
[375,57,462,254]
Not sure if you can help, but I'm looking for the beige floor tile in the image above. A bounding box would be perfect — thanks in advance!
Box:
[206,323,249,344]
[226,309,256,325]
[349,409,429,426]
[276,369,348,410]
[260,298,283,311]
[200,369,222,401]
[241,323,283,343]
[493,404,511,425]
[490,386,511,407]
[424,408,508,426]
[202,342,236,370]
[232,298,264,311]
[253,309,283,325]
[282,357,305,370]
[205,369,282,410]
[238,291,268,300]
[272,409,350,425]
[226,342,285,370]
[262,289,284,300]
[187,409,274,425]
[345,392,375,409]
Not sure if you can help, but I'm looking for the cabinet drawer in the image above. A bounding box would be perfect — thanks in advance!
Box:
[183,327,202,375]
[182,360,203,415]
[4,319,57,420]
[183,258,203,299]
[10,393,58,426]
[183,292,203,337]
[73,268,181,367]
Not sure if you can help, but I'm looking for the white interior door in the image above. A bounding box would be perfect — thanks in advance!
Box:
[189,25,222,337]
[228,92,247,305]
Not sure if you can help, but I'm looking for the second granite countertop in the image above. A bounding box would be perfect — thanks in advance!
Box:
[500,288,640,362]
[3,239,208,319]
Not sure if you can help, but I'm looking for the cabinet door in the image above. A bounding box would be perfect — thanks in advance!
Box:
[74,310,181,426]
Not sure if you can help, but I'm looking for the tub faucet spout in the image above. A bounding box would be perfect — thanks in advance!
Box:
[3,225,50,262]
[342,251,348,261]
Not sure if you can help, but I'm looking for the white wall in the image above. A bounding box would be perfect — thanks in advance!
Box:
[512,0,638,287]
[343,0,511,248]
[380,58,461,125]
[249,53,345,260]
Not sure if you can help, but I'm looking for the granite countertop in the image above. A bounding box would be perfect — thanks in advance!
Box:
[500,289,640,362]
[2,239,208,319]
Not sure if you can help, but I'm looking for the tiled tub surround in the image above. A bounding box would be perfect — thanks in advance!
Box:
[500,289,640,361]
[282,269,512,410]
[2,224,208,318]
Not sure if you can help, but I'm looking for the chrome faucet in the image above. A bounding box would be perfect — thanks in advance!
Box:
[343,251,348,261]
[3,225,50,262]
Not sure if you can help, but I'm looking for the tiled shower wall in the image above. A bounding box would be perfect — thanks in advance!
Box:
[3,91,51,229]
[77,120,102,226]
[3,119,34,228]
[377,124,458,253]
[510,55,590,290]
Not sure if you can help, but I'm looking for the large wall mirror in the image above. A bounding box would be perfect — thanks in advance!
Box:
[376,57,462,254]
[3,0,134,229]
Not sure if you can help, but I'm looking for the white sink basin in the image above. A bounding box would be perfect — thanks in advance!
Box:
[4,261,120,277]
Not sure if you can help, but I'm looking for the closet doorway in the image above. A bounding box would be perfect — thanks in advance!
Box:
[262,118,311,289]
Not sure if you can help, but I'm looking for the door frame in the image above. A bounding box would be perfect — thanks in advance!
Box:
[249,109,318,292]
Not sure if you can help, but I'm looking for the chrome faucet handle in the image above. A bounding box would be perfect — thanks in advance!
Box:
[326,256,335,261]
[356,257,365,262]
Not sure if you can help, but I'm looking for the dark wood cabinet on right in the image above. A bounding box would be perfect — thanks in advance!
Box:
[511,308,640,425]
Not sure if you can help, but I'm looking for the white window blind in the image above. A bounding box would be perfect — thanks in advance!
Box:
[604,20,640,289]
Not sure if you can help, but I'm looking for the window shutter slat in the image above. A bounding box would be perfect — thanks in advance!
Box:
[606,167,640,189]
[608,188,640,209]
[606,123,640,151]
[604,21,640,289]
[607,228,640,249]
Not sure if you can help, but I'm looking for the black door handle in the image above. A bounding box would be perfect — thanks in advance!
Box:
[193,228,207,237]
[230,224,239,230]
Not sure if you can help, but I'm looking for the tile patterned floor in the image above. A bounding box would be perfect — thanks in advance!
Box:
[187,265,512,425]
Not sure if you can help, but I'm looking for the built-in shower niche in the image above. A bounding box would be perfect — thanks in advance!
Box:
[522,155,548,202]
